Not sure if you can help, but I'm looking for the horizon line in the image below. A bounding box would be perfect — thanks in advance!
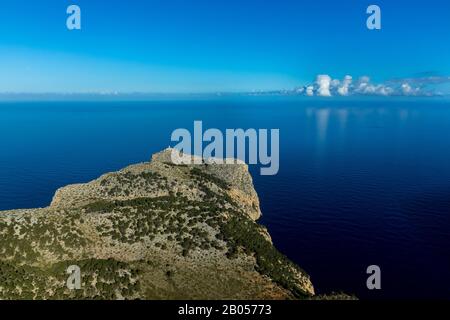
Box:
[0,91,449,99]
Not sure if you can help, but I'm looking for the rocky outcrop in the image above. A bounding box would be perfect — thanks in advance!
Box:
[0,149,314,300]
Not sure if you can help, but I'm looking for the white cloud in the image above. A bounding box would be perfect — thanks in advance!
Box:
[296,74,448,97]
[316,75,332,97]
[401,83,412,95]
[337,75,352,96]
[400,83,422,96]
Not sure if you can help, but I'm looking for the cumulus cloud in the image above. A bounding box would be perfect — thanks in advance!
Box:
[337,75,352,96]
[401,83,412,95]
[295,74,450,97]
[316,75,332,97]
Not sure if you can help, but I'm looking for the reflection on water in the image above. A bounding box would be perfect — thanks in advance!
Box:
[337,108,349,130]
[315,108,330,142]
[306,105,417,147]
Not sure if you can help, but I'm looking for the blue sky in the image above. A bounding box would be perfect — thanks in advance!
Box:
[0,0,449,93]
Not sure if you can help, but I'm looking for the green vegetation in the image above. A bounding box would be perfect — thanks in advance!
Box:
[84,195,225,255]
[0,259,141,300]
[220,214,311,298]
[0,212,88,263]
[99,171,167,197]
[190,167,230,190]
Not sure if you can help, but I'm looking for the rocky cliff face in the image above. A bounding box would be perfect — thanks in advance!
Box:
[0,149,314,299]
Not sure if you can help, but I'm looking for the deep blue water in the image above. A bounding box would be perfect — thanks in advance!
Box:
[1,98,449,299]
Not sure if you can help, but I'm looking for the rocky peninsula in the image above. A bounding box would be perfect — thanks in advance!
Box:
[0,149,315,299]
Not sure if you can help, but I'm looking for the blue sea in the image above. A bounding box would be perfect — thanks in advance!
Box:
[1,97,449,299]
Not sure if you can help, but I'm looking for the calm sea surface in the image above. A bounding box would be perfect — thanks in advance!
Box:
[1,98,449,299]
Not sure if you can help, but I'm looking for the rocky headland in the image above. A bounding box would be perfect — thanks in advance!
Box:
[0,149,316,299]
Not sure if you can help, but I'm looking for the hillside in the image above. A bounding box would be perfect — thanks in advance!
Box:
[0,149,315,300]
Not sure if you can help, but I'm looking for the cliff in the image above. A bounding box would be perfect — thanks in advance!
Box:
[0,149,314,299]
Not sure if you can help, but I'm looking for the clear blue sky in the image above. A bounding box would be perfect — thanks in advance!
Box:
[0,0,449,93]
